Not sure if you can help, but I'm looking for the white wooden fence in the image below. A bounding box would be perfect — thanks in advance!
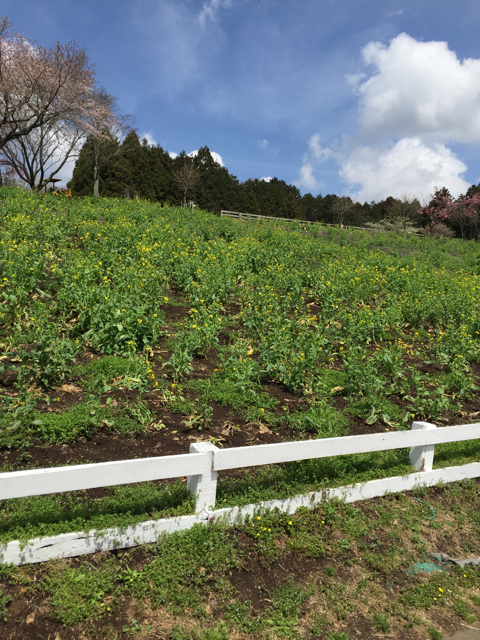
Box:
[1,421,479,565]
[220,210,422,236]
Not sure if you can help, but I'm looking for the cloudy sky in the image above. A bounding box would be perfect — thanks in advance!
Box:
[4,0,480,202]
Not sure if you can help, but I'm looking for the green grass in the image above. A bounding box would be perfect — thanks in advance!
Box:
[73,354,150,392]
[1,482,480,638]
[0,481,194,544]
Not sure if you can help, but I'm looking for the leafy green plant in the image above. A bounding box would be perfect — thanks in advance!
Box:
[46,564,121,624]
[73,354,150,392]
[0,589,12,622]
[19,324,79,388]
[372,612,391,632]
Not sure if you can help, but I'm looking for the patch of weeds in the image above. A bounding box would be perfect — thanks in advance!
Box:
[372,611,391,632]
[327,633,349,640]
[0,589,12,622]
[401,575,450,610]
[216,449,412,509]
[428,627,443,640]
[315,368,347,396]
[0,397,103,448]
[135,524,238,614]
[168,625,230,640]
[348,397,408,427]
[45,562,121,624]
[171,393,196,416]
[73,354,150,392]
[225,600,262,634]
[434,439,480,468]
[308,613,328,636]
[122,618,152,636]
[264,579,314,637]
[452,597,475,623]
[287,400,348,438]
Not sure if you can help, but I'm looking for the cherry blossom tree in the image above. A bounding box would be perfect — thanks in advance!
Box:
[418,187,454,232]
[0,18,114,149]
[449,193,480,240]
[419,187,480,240]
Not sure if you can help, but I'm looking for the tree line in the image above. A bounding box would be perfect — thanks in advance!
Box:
[68,131,480,239]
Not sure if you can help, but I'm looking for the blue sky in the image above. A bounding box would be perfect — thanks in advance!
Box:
[4,0,480,202]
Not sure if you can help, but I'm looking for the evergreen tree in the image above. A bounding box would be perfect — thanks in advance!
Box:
[242,189,260,215]
[193,147,240,213]
[300,193,320,221]
[281,192,300,219]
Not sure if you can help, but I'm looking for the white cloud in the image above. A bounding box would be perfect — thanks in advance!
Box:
[168,152,178,159]
[258,139,279,156]
[307,133,334,163]
[198,0,232,28]
[356,33,480,144]
[139,132,158,146]
[296,163,318,191]
[187,149,224,166]
[260,176,272,182]
[339,138,469,202]
[298,33,480,200]
[295,134,334,191]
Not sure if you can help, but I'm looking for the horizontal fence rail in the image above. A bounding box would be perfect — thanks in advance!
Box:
[213,423,480,471]
[1,420,480,564]
[0,453,206,500]
[220,210,422,236]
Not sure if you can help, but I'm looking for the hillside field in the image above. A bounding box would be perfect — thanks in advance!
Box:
[2,188,480,638]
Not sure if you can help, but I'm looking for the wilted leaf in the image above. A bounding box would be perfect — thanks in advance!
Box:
[330,386,344,395]
[60,384,82,393]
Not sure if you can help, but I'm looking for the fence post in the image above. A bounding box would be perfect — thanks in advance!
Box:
[187,442,218,512]
[409,421,436,472]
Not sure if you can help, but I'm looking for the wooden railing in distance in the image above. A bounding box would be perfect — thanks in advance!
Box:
[220,210,423,236]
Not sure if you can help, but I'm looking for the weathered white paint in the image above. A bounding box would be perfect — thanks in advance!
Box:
[0,453,206,500]
[0,513,209,565]
[409,421,436,471]
[3,462,480,565]
[211,462,480,524]
[186,442,218,512]
[213,423,480,471]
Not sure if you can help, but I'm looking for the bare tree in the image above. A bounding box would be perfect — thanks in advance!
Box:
[331,195,354,228]
[172,155,198,208]
[78,89,136,196]
[0,20,114,149]
[385,194,420,233]
[0,118,84,190]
